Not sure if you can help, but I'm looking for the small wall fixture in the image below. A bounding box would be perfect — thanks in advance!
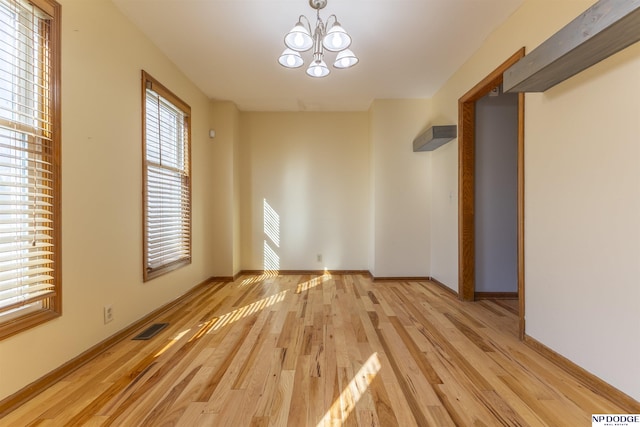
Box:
[413,125,457,152]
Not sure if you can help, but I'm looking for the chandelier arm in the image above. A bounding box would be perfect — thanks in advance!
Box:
[325,14,338,27]
[298,15,313,34]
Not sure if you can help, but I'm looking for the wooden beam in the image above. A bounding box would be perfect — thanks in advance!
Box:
[412,125,457,152]
[504,0,640,93]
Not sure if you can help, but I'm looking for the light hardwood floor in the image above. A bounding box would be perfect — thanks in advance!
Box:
[2,273,634,426]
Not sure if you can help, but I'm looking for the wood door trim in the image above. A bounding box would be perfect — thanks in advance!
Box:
[458,48,526,339]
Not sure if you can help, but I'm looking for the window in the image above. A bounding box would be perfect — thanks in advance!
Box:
[142,71,191,281]
[0,0,61,339]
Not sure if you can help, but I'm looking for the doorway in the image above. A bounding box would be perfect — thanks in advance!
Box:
[458,48,526,338]
[475,87,518,296]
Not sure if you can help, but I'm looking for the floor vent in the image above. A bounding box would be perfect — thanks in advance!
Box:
[132,323,169,340]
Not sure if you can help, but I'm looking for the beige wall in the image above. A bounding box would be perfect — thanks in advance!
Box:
[430,0,640,400]
[429,139,458,288]
[239,112,370,271]
[525,43,640,401]
[0,0,217,400]
[209,101,241,277]
[369,99,432,277]
[233,106,242,276]
[237,103,433,277]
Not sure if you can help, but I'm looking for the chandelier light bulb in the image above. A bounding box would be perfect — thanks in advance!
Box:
[284,22,313,52]
[279,48,304,68]
[322,23,351,51]
[306,59,330,78]
[333,49,358,69]
[332,34,341,46]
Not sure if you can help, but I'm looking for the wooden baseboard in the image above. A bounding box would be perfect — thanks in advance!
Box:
[371,276,430,282]
[475,292,518,300]
[524,335,640,413]
[427,277,458,297]
[0,276,219,418]
[334,270,371,276]
[210,276,235,282]
[235,271,435,281]
[237,270,370,277]
[236,270,268,276]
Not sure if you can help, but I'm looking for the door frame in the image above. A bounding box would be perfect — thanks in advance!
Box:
[458,48,526,338]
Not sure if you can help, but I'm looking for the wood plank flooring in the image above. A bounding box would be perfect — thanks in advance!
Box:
[2,273,633,426]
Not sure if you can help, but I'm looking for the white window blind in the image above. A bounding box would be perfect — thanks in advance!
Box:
[142,72,191,281]
[0,0,60,336]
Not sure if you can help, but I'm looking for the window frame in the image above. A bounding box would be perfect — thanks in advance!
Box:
[0,0,62,340]
[141,71,192,281]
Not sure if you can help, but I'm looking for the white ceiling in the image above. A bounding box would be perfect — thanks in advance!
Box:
[112,0,524,111]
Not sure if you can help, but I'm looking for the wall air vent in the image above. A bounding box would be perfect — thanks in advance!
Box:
[412,125,457,152]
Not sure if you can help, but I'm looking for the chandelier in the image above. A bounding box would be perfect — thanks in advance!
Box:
[278,0,358,78]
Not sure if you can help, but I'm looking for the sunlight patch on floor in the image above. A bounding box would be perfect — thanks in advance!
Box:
[296,271,332,294]
[212,289,288,331]
[318,352,382,426]
[154,328,191,357]
[240,271,280,287]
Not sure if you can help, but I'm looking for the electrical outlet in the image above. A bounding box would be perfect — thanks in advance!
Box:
[104,305,113,324]
[317,254,322,263]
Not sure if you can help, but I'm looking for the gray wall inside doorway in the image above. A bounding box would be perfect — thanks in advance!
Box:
[474,89,518,293]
